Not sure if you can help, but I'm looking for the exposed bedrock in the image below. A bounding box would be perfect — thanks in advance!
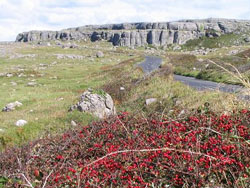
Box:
[16,18,250,47]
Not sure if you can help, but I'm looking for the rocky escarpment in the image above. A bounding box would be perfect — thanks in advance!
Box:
[16,18,250,47]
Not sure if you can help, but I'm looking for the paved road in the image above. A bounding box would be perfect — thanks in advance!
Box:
[137,56,162,74]
[137,56,249,100]
[174,75,243,93]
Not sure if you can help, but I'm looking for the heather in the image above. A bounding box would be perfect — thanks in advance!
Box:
[0,109,249,187]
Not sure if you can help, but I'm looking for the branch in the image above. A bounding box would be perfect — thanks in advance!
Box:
[83,147,217,168]
[208,59,250,88]
[42,170,54,188]
[20,173,34,188]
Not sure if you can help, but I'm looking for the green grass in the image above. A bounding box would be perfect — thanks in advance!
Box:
[0,41,248,150]
[182,33,247,50]
[0,42,132,149]
[118,75,246,115]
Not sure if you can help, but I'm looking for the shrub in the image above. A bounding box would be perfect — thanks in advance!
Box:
[0,110,249,187]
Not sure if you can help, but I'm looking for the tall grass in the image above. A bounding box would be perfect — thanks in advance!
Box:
[208,59,250,90]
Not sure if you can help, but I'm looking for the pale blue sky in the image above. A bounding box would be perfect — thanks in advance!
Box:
[1,0,250,41]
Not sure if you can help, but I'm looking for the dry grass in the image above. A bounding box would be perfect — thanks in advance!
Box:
[208,59,250,89]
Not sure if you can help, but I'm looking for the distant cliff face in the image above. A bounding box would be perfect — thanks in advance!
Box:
[16,18,250,47]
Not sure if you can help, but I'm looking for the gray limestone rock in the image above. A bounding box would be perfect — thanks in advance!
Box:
[71,120,77,126]
[96,51,104,58]
[15,120,27,127]
[27,82,37,87]
[2,101,23,112]
[69,89,116,119]
[244,37,250,42]
[16,18,250,48]
[146,98,157,105]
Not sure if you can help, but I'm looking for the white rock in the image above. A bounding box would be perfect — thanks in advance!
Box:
[71,120,77,126]
[11,82,17,86]
[69,89,116,119]
[120,87,125,91]
[0,129,4,133]
[18,73,26,77]
[2,101,23,112]
[96,51,104,58]
[6,73,13,77]
[146,98,157,105]
[27,82,36,87]
[0,73,6,77]
[15,120,27,127]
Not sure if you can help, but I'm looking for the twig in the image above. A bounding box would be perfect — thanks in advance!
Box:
[42,170,54,188]
[199,127,222,135]
[208,59,250,88]
[83,147,217,168]
[116,116,130,136]
[17,157,34,188]
[77,173,81,188]
[20,173,34,188]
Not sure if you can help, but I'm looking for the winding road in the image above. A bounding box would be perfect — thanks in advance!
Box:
[138,56,249,100]
[138,56,162,74]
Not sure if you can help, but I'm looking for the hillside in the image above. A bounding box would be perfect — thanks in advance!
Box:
[0,18,250,187]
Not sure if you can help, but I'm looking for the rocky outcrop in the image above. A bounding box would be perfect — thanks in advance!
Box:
[16,18,250,47]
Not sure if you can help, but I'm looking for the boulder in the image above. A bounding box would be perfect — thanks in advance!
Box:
[146,98,157,105]
[96,51,104,58]
[71,120,77,126]
[244,37,250,43]
[27,82,37,87]
[120,87,125,91]
[15,120,27,127]
[2,101,23,112]
[69,89,116,119]
[0,73,6,77]
[6,73,13,78]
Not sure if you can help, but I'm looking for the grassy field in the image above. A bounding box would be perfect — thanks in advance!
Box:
[0,42,136,149]
[0,40,248,150]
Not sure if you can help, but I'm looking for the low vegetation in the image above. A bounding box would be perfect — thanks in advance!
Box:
[168,49,250,85]
[182,33,248,50]
[0,109,249,187]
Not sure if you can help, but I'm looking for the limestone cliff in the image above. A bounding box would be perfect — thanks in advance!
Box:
[16,18,250,47]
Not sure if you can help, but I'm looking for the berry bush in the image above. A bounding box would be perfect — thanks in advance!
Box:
[0,109,249,187]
